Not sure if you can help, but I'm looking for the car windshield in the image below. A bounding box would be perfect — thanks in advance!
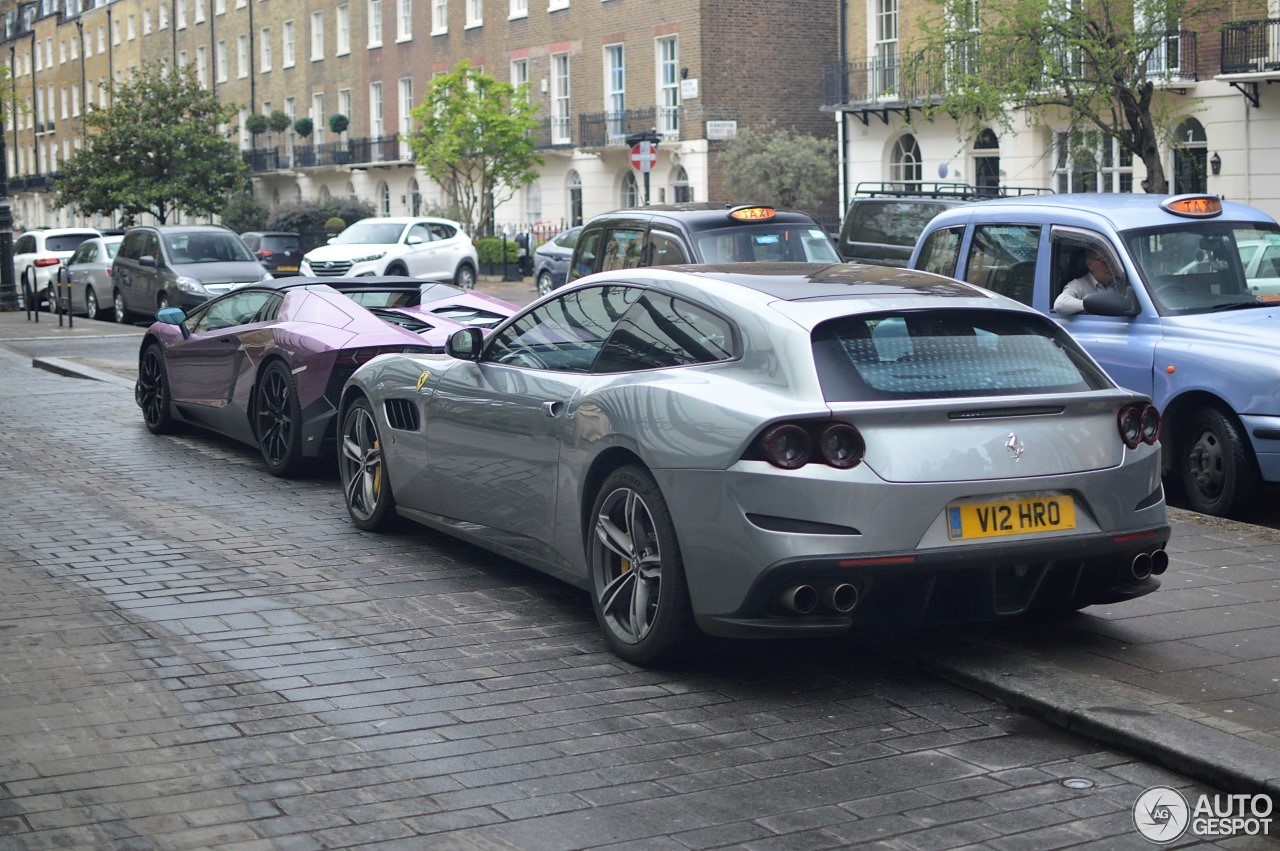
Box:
[261,235,301,251]
[164,232,255,263]
[812,309,1110,401]
[694,225,840,264]
[331,222,408,245]
[1122,221,1280,314]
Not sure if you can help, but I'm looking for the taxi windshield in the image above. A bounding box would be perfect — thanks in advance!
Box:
[694,225,840,264]
[1122,221,1280,314]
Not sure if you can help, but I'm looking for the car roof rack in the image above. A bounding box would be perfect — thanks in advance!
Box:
[851,181,1052,199]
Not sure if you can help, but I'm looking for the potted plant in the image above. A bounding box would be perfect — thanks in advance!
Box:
[293,117,314,138]
[244,113,268,148]
[329,114,351,164]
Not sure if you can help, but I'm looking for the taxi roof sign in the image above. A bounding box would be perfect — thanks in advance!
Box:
[1161,195,1223,219]
[729,205,777,222]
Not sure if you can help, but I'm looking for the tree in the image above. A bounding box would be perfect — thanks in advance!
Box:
[407,60,542,236]
[912,0,1228,193]
[718,123,837,213]
[269,110,292,136]
[328,113,349,136]
[54,64,245,224]
[220,192,269,233]
[294,117,313,138]
[245,113,269,149]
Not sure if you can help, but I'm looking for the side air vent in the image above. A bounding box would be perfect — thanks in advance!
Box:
[383,398,420,431]
[949,406,1065,420]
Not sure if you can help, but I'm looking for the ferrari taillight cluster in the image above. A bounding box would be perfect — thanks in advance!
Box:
[1118,402,1161,449]
[749,421,866,470]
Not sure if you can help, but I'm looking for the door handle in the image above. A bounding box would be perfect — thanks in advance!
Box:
[541,400,563,417]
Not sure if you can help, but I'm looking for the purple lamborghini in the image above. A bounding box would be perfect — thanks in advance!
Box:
[134,276,518,476]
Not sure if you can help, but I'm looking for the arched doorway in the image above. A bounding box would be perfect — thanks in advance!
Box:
[972,129,1000,195]
[408,178,422,216]
[621,171,640,207]
[670,165,693,203]
[377,181,391,216]
[890,133,922,187]
[1171,118,1207,194]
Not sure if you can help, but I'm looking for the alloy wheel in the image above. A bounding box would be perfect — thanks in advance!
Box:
[594,485,664,645]
[255,367,295,469]
[340,402,385,525]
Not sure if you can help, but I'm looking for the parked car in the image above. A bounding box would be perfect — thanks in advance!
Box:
[64,234,124,319]
[240,231,304,277]
[301,216,479,290]
[335,262,1170,664]
[533,226,582,296]
[134,276,520,477]
[567,204,840,285]
[911,192,1280,518]
[13,227,101,309]
[111,225,271,323]
[1235,237,1280,301]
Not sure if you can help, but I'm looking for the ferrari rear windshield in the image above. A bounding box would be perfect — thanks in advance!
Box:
[812,309,1110,401]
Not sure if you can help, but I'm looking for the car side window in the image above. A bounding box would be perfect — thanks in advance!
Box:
[189,291,278,333]
[601,229,645,271]
[118,232,143,260]
[15,235,34,254]
[429,223,456,240]
[964,224,1040,306]
[484,285,638,372]
[594,292,736,373]
[647,232,689,266]
[916,226,964,278]
[143,233,161,261]
[69,243,94,265]
[570,228,602,280]
[407,223,432,243]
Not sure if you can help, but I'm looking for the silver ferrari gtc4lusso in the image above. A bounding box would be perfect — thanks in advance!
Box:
[337,263,1170,664]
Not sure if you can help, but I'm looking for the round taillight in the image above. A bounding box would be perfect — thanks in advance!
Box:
[1117,404,1143,449]
[818,422,865,469]
[758,424,812,469]
[1140,404,1161,445]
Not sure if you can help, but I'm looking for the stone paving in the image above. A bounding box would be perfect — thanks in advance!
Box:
[0,302,1275,849]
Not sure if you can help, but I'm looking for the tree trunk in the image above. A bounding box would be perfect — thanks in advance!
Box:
[1120,80,1168,194]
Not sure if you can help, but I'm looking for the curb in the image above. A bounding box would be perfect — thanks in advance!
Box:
[32,356,136,390]
[899,639,1280,799]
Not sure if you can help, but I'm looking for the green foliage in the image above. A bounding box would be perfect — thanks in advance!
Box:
[474,236,521,264]
[717,123,837,213]
[266,197,375,234]
[294,117,314,138]
[911,0,1232,192]
[328,113,349,135]
[53,64,245,224]
[269,110,292,134]
[245,113,269,136]
[324,216,347,233]
[407,60,542,237]
[220,192,269,233]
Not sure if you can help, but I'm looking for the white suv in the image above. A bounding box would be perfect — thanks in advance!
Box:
[13,227,102,309]
[301,217,478,289]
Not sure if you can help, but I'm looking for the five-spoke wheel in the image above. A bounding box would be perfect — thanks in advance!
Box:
[536,270,555,297]
[588,465,693,664]
[339,397,397,530]
[254,360,304,477]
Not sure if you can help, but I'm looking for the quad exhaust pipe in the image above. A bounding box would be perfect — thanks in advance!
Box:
[779,583,859,615]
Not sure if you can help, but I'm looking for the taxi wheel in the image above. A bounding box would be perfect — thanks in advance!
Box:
[339,396,398,531]
[1179,406,1259,518]
[136,344,178,434]
[588,465,696,666]
[254,360,304,478]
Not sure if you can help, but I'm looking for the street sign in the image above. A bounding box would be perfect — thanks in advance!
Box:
[629,141,657,173]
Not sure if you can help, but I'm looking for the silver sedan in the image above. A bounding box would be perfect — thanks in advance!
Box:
[64,234,124,319]
[337,263,1171,664]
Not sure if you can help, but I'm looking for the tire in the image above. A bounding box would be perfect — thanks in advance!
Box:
[136,344,178,434]
[454,263,476,291]
[113,289,131,324]
[86,287,101,319]
[1179,405,1259,518]
[253,360,305,477]
[385,263,408,277]
[157,292,171,313]
[338,396,398,531]
[536,270,555,297]
[45,285,56,313]
[588,465,696,665]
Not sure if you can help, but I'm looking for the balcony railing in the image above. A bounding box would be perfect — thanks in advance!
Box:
[242,135,406,173]
[533,116,574,150]
[1144,30,1198,82]
[1221,18,1280,73]
[579,106,680,148]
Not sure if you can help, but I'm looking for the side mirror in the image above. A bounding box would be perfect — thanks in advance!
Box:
[446,327,484,361]
[156,306,190,338]
[406,235,424,245]
[1083,288,1135,317]
[139,254,158,268]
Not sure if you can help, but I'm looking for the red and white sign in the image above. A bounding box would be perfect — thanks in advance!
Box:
[629,141,658,173]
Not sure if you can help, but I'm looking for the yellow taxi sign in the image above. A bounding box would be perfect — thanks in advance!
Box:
[729,205,777,222]
[1161,195,1223,219]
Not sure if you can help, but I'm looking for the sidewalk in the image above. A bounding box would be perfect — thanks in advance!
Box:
[1,284,1277,803]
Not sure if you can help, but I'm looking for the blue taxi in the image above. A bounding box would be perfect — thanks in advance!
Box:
[910,193,1280,518]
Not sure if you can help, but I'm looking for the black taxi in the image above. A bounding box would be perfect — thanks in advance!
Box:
[566,203,840,285]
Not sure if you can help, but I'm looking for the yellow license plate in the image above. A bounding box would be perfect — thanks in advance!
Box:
[277,265,299,272]
[947,495,1076,540]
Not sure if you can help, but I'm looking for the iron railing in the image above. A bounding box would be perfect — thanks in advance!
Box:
[242,135,406,173]
[1221,18,1280,73]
